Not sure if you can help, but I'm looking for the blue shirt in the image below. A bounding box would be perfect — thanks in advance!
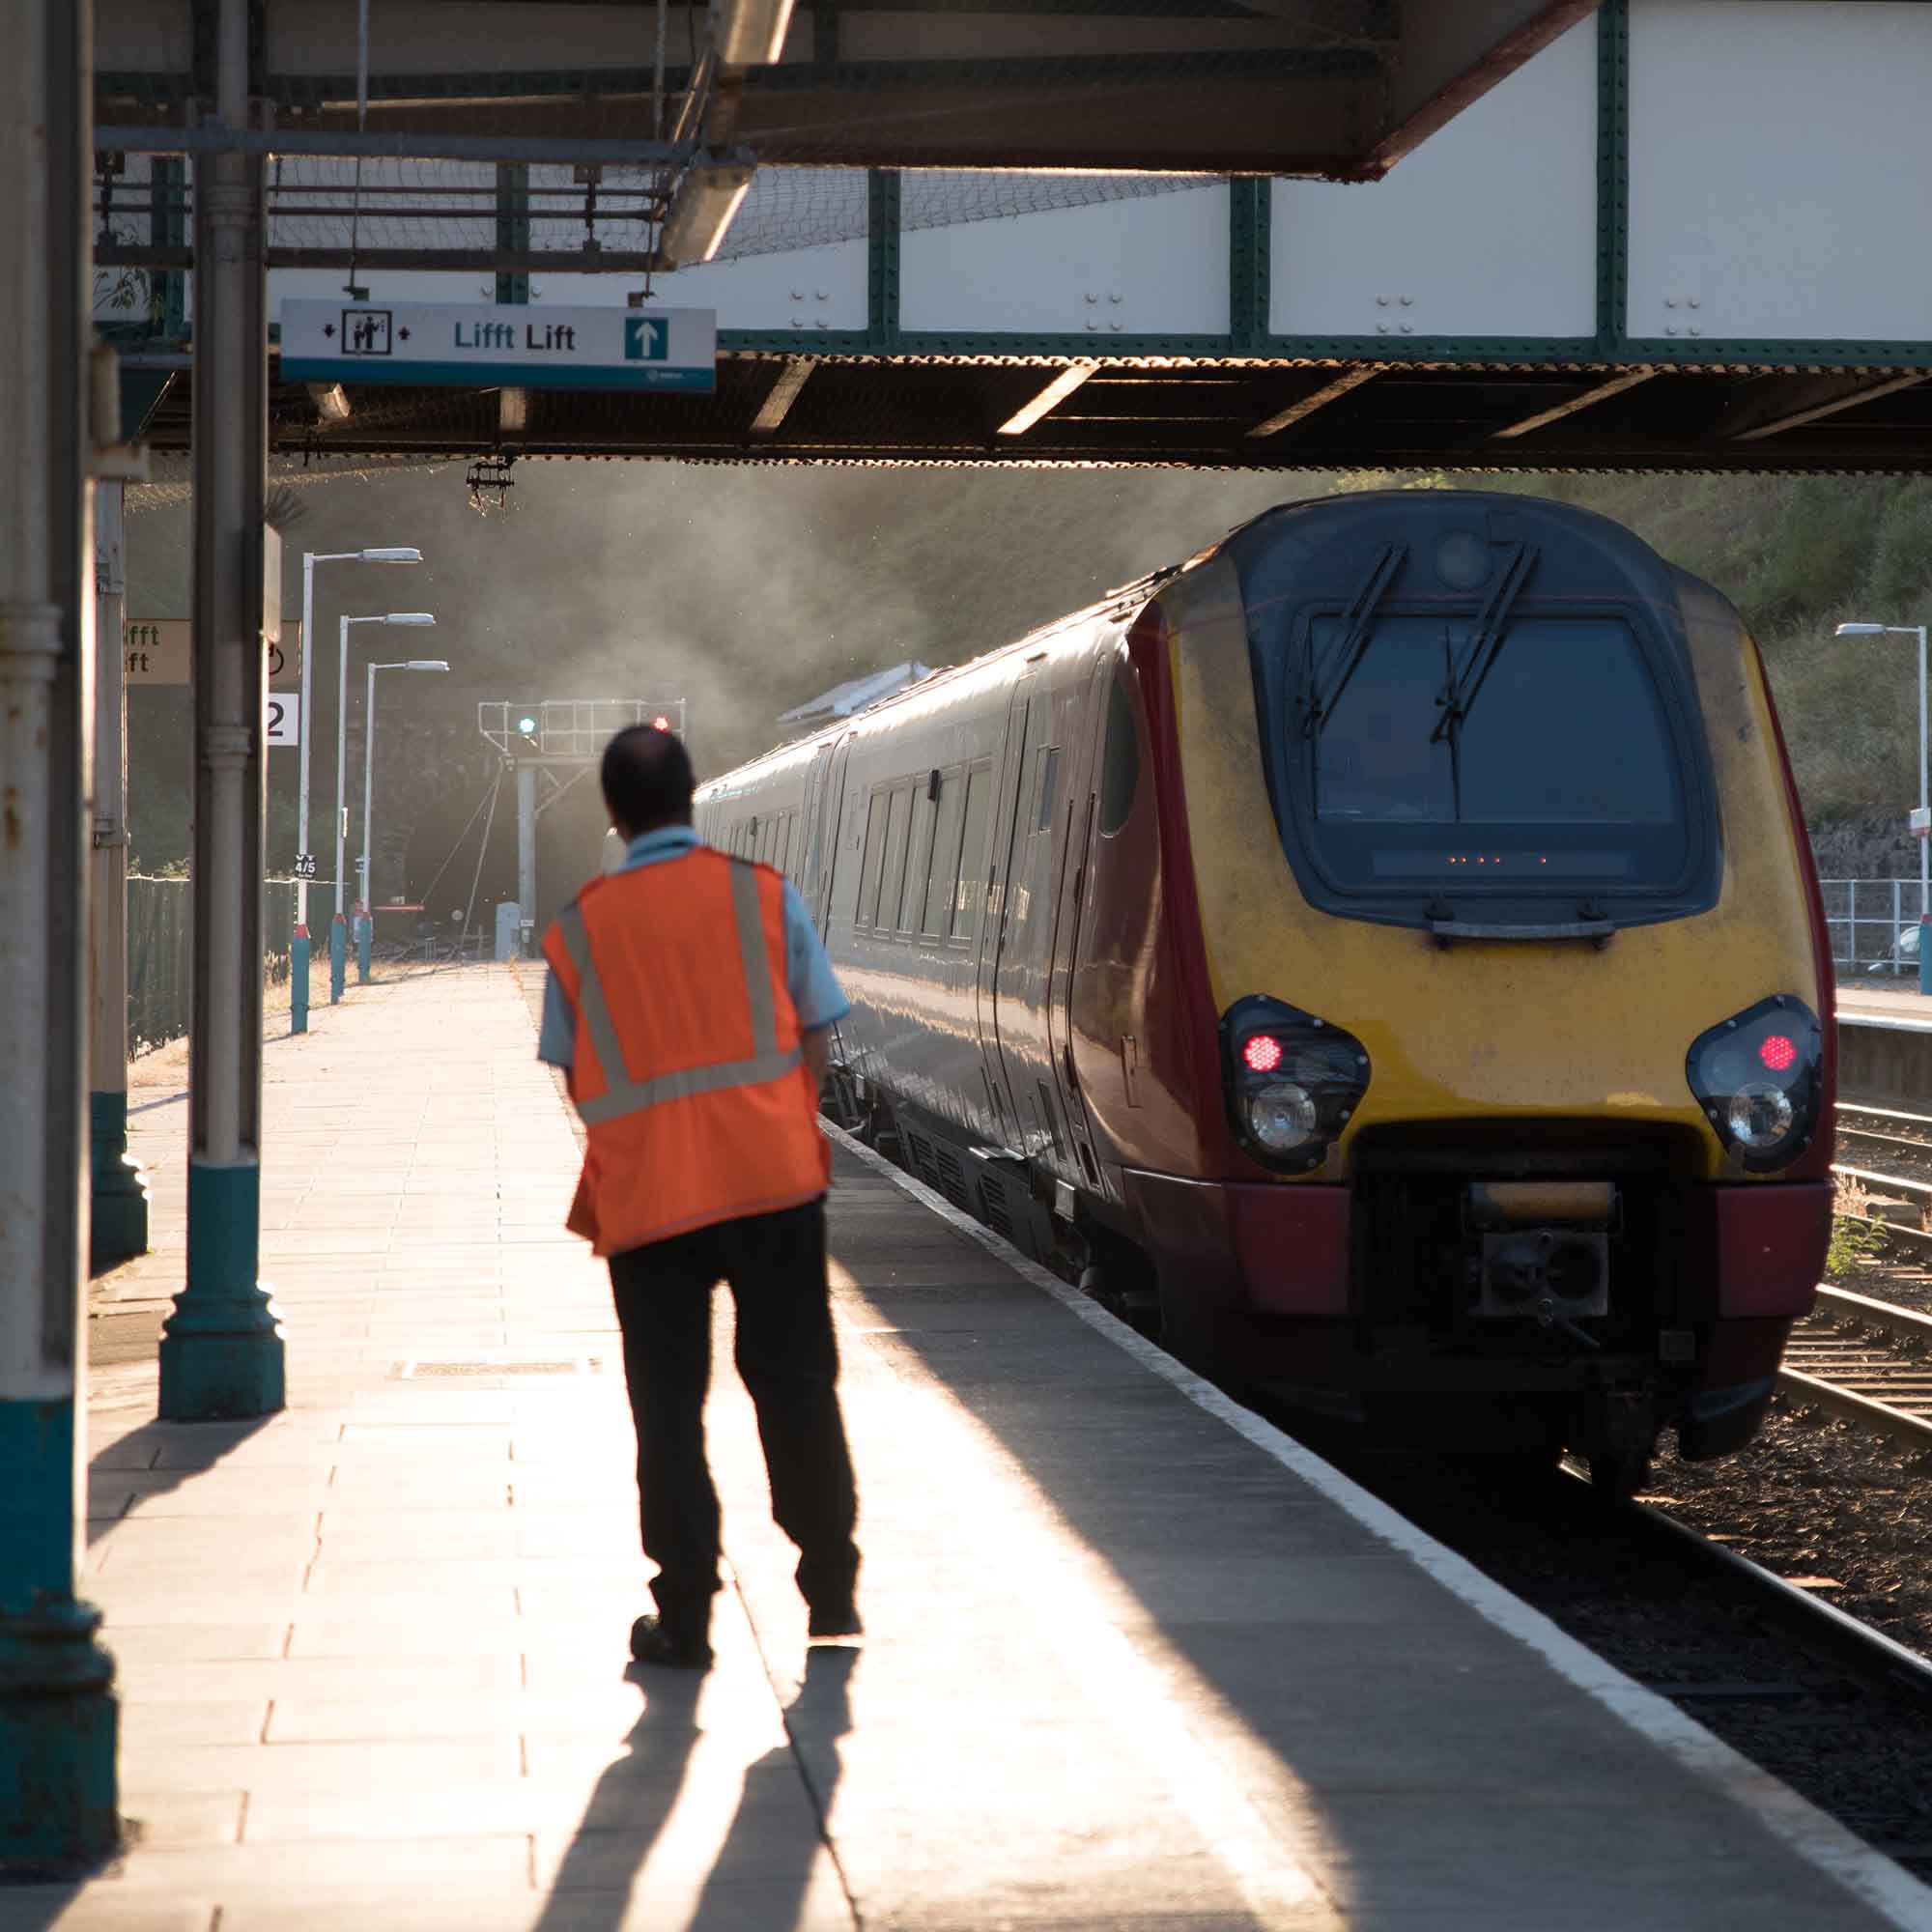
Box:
[537,825,849,1069]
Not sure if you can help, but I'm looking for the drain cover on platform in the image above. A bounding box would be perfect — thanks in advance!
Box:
[393,1358,606,1378]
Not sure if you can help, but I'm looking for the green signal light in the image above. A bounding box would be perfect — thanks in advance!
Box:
[516,714,538,736]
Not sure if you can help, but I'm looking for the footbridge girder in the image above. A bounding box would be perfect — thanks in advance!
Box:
[96,0,1594,178]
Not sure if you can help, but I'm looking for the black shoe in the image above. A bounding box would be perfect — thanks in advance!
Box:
[630,1614,713,1670]
[807,1602,863,1641]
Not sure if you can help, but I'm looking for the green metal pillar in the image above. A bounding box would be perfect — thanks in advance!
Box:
[89,481,151,1270]
[497,164,530,307]
[0,0,120,1869]
[158,0,286,1423]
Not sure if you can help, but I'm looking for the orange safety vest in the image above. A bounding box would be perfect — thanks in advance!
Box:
[540,848,832,1256]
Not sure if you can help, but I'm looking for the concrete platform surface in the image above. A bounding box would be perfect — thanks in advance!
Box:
[27,962,1931,1930]
[1839,984,1932,1032]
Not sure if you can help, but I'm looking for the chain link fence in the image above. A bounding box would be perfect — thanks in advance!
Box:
[128,877,301,1055]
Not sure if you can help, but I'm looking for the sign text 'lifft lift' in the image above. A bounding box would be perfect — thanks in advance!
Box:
[279,301,717,393]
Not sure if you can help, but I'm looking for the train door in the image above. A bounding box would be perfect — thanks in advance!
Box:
[800,740,836,919]
[1043,658,1112,1191]
[811,734,855,936]
[986,661,1063,1161]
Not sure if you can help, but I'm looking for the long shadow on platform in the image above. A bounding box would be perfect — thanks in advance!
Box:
[531,1644,852,1932]
[808,1176,1878,1932]
[86,1413,275,1545]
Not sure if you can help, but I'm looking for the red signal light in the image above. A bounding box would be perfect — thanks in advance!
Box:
[1758,1034,1797,1072]
[651,715,670,731]
[1241,1034,1283,1073]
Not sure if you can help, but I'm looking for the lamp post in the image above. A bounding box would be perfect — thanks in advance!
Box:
[359,660,451,983]
[333,612,436,1002]
[1837,620,1932,995]
[294,547,422,1032]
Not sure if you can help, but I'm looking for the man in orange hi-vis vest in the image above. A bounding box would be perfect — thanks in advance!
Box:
[539,725,860,1670]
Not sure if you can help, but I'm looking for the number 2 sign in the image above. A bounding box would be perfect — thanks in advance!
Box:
[267,696,300,747]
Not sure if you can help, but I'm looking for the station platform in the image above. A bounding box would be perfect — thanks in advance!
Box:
[35,964,1930,1929]
[1839,983,1932,1031]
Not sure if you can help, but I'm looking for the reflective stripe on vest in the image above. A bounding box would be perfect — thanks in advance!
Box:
[554,859,802,1128]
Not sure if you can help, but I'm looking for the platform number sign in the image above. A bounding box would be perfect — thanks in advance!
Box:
[267,695,299,747]
[293,853,319,879]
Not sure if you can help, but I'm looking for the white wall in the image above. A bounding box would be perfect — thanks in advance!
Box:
[1628,0,1932,343]
[899,185,1231,336]
[1269,15,1598,341]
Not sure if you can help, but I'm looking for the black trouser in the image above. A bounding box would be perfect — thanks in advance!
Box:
[609,1197,860,1642]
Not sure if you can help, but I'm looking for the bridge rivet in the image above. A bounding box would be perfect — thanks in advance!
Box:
[1664,297,1678,308]
[1665,326,1679,336]
[1688,296,1701,308]
[1377,294,1391,306]
[1400,294,1413,306]
[1378,324,1390,333]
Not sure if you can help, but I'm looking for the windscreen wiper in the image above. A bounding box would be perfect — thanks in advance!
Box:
[1430,541,1538,745]
[1304,541,1406,735]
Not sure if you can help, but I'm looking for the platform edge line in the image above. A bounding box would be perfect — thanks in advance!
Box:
[822,1122,1932,1931]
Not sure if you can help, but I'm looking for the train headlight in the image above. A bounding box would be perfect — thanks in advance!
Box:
[1686,996,1822,1173]
[1726,1083,1795,1150]
[1221,995,1371,1174]
[1245,1081,1319,1154]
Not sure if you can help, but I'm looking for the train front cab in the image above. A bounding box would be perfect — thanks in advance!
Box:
[1114,495,1833,1481]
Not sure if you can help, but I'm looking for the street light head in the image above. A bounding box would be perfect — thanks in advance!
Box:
[406,660,450,672]
[1836,622,1889,638]
[384,612,437,626]
[360,547,423,563]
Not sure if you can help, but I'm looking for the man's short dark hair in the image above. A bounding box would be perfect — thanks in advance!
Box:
[602,724,696,834]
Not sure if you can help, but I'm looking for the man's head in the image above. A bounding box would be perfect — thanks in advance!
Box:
[601,724,696,840]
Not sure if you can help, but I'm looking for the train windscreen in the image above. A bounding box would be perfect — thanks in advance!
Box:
[1309,611,1689,891]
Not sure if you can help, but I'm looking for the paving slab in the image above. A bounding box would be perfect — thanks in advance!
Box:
[36,961,1928,1932]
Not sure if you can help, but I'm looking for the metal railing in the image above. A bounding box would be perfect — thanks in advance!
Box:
[1820,878,1928,978]
[128,876,301,1054]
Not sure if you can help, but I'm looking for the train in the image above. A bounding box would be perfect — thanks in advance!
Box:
[693,491,1834,1491]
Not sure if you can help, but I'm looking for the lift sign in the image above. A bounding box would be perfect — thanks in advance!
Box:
[279,300,717,393]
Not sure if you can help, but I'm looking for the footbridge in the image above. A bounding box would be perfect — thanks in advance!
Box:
[9,0,1932,1873]
[99,2,1932,471]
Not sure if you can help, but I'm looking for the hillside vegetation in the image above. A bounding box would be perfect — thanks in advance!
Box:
[1520,473,1932,876]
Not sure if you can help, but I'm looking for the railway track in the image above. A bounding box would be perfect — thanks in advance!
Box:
[1782,1286,1932,1452]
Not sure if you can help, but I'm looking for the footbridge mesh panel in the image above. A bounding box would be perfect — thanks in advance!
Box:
[97,155,1207,277]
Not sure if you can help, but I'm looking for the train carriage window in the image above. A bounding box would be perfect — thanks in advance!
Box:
[776,813,792,880]
[878,783,913,936]
[856,790,890,927]
[899,785,935,933]
[952,762,994,939]
[923,767,965,938]
[1099,673,1141,837]
[1036,747,1061,832]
